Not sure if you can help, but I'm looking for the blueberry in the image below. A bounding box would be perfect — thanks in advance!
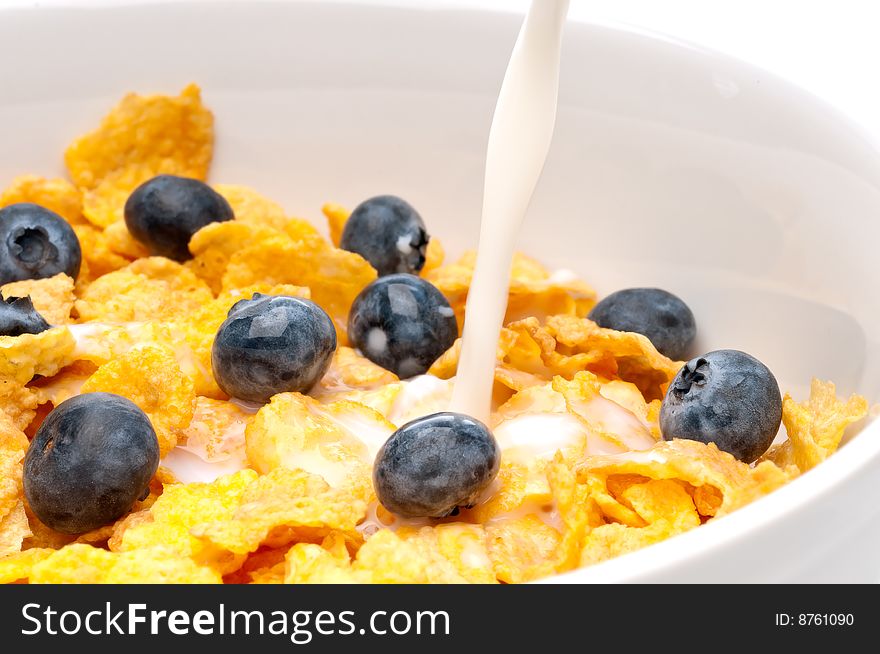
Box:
[0,203,81,284]
[348,274,457,378]
[373,412,500,518]
[340,195,429,276]
[660,350,782,463]
[124,174,234,261]
[212,293,337,403]
[23,392,159,534]
[588,288,696,360]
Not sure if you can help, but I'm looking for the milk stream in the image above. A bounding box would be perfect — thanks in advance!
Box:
[450,0,570,424]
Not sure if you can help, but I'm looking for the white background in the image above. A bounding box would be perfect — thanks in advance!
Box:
[7,0,879,141]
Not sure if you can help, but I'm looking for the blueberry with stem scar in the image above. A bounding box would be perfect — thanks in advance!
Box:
[0,203,81,284]
[660,349,782,463]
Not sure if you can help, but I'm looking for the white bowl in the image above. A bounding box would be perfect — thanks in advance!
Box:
[2,0,878,582]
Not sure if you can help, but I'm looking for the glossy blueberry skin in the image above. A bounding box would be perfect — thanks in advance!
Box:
[124,174,234,261]
[0,295,51,337]
[212,293,337,403]
[588,288,696,360]
[348,274,457,378]
[0,203,81,284]
[373,412,500,518]
[23,392,159,534]
[340,195,429,276]
[660,350,782,463]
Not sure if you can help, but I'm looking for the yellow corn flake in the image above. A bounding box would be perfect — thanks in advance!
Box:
[192,468,369,557]
[245,391,392,493]
[578,438,791,519]
[0,501,30,557]
[485,515,561,584]
[71,223,131,279]
[1,273,75,325]
[116,470,257,574]
[772,379,869,473]
[216,185,322,243]
[546,314,681,400]
[544,456,601,574]
[0,326,76,383]
[75,257,213,322]
[424,251,595,329]
[65,84,213,191]
[30,544,221,584]
[286,529,432,584]
[178,283,310,397]
[463,462,552,524]
[223,545,293,584]
[81,344,196,457]
[317,346,399,393]
[222,235,377,333]
[0,327,76,429]
[64,321,175,368]
[623,479,701,530]
[422,238,445,275]
[551,373,658,451]
[81,166,153,228]
[187,221,282,293]
[0,175,84,225]
[0,412,28,524]
[248,562,287,584]
[104,220,150,259]
[322,203,349,247]
[580,522,673,568]
[215,184,289,228]
[179,397,252,464]
[394,524,496,584]
[0,548,54,584]
[284,541,361,583]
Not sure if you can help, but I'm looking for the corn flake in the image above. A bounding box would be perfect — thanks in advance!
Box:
[222,235,376,334]
[578,438,790,519]
[192,468,369,556]
[772,379,869,472]
[322,203,349,247]
[65,83,212,195]
[76,257,213,323]
[1,273,75,325]
[116,470,257,574]
[245,391,392,493]
[0,176,84,225]
[81,344,196,456]
[0,327,76,429]
[187,221,282,293]
[71,223,131,280]
[30,544,221,584]
[0,548,54,584]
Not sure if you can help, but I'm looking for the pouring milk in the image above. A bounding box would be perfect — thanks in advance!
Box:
[450,0,570,423]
